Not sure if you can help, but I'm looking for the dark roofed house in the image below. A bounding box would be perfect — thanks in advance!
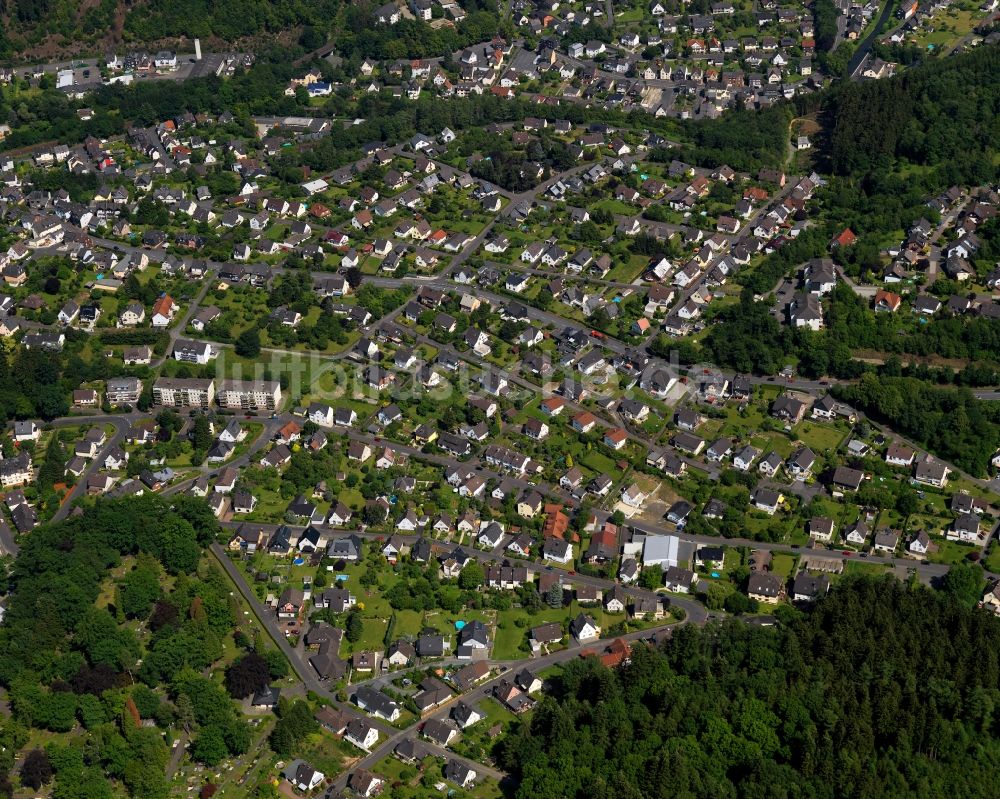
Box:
[416,633,446,658]
[283,760,324,792]
[771,395,806,424]
[386,640,416,667]
[315,706,351,735]
[394,738,431,763]
[493,678,535,714]
[421,718,458,747]
[453,660,490,692]
[792,573,830,602]
[747,571,784,604]
[354,685,401,721]
[831,466,864,492]
[413,677,453,713]
[452,701,483,729]
[444,759,477,789]
[251,684,282,709]
[874,528,901,553]
[530,622,563,647]
[345,718,379,751]
[914,457,949,488]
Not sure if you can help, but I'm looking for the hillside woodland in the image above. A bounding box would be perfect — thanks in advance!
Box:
[498,576,1000,799]
[0,497,259,799]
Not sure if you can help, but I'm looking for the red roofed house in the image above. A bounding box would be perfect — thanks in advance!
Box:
[151,294,178,327]
[603,427,628,450]
[602,638,632,667]
[542,503,576,541]
[571,411,598,433]
[631,318,651,335]
[582,638,633,668]
[276,420,302,444]
[830,228,857,249]
[326,230,349,247]
[541,397,566,416]
[585,523,619,563]
[873,290,902,313]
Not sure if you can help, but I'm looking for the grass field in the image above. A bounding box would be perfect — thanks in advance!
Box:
[927,538,979,566]
[843,560,891,578]
[793,421,848,454]
[295,729,356,777]
[770,552,797,578]
[985,543,1000,572]
[450,696,518,764]
[605,254,649,283]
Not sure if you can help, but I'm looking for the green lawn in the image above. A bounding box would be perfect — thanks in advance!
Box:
[770,553,797,578]
[345,617,390,658]
[493,604,571,660]
[580,449,622,478]
[793,421,848,453]
[371,755,504,799]
[985,543,1000,572]
[750,432,796,460]
[392,609,426,638]
[450,696,518,764]
[295,729,354,777]
[842,560,892,578]
[605,255,648,283]
[927,538,978,566]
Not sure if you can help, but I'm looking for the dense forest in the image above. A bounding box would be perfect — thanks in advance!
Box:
[123,0,340,41]
[334,6,508,61]
[696,276,1000,389]
[1,0,504,59]
[0,496,260,799]
[468,133,576,191]
[832,374,1000,476]
[812,0,838,52]
[498,576,1000,799]
[673,105,790,173]
[1,0,339,54]
[825,44,1000,184]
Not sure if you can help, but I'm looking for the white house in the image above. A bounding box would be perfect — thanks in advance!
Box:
[569,613,600,641]
[345,720,379,751]
[283,761,324,793]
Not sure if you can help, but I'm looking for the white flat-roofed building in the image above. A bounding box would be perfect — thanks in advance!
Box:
[217,379,282,412]
[152,378,215,409]
[173,337,214,365]
[105,377,143,404]
[642,534,680,568]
